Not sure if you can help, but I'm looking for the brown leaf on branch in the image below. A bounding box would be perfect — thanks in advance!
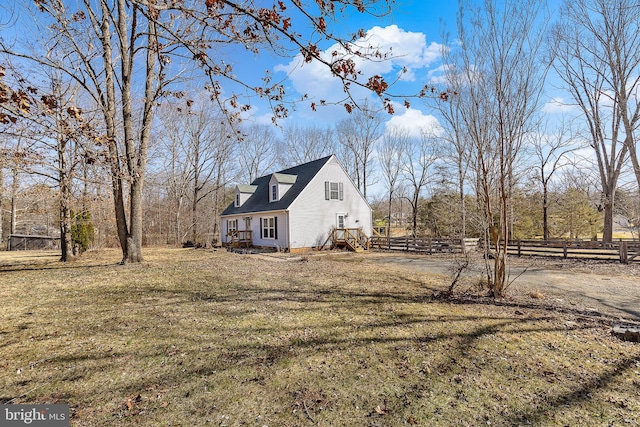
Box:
[366,75,388,95]
[318,16,326,31]
[67,106,82,120]
[302,44,320,63]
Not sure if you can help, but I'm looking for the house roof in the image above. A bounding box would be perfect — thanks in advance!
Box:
[221,155,333,216]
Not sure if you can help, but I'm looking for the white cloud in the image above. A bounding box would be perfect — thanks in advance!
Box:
[274,25,444,104]
[385,108,443,138]
[543,97,577,113]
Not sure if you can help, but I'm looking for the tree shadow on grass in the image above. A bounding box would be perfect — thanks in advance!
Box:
[5,263,639,425]
[506,354,640,426]
[0,260,120,273]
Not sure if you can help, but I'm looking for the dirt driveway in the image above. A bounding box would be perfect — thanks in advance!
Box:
[357,252,640,322]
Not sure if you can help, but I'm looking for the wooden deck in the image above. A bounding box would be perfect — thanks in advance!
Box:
[227,230,253,248]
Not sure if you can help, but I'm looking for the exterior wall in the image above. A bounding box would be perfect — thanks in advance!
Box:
[288,157,372,249]
[221,211,289,250]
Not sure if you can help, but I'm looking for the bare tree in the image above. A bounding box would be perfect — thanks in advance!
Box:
[531,120,577,240]
[280,124,335,168]
[434,74,471,240]
[152,111,189,245]
[401,132,440,238]
[0,63,90,260]
[3,0,403,263]
[154,101,237,245]
[448,0,549,296]
[238,124,279,184]
[335,101,384,199]
[551,0,640,242]
[378,128,407,237]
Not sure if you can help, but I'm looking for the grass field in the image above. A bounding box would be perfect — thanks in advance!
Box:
[1,247,639,426]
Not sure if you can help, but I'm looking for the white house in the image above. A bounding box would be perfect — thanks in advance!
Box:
[220,155,372,252]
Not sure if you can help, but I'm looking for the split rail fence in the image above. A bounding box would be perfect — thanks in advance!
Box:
[370,235,639,264]
[369,235,478,254]
[502,239,640,264]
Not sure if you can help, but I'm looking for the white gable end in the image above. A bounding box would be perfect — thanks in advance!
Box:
[287,156,371,248]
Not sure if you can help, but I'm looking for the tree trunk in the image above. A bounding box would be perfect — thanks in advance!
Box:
[458,165,466,239]
[59,201,74,262]
[58,135,75,262]
[191,187,198,244]
[602,191,614,243]
[212,182,221,246]
[125,178,144,263]
[387,193,393,230]
[191,147,201,244]
[412,194,419,238]
[543,184,549,241]
[626,137,640,193]
[10,168,18,235]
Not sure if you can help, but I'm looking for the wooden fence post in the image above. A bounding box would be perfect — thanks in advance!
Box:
[563,241,568,259]
[517,240,521,257]
[620,242,628,264]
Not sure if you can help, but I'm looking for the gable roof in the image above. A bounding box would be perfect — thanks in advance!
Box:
[236,184,257,193]
[221,155,333,216]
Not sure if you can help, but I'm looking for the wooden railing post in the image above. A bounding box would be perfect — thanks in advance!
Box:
[517,240,521,257]
[563,241,568,259]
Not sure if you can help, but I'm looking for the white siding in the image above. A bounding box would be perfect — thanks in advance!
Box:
[236,191,252,206]
[288,156,372,248]
[252,211,288,249]
[221,212,288,249]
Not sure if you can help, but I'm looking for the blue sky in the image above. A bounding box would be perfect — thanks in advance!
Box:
[0,1,460,134]
[0,1,559,138]
[236,1,462,134]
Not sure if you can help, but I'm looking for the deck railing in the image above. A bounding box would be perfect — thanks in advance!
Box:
[331,228,370,251]
[227,230,253,248]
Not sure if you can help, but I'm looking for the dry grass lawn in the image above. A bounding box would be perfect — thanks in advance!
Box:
[1,247,639,426]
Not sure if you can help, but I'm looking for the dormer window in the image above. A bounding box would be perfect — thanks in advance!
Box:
[235,184,257,208]
[269,173,297,202]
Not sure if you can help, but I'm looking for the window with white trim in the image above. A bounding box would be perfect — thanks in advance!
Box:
[261,217,277,239]
[324,181,343,200]
[227,219,237,233]
[271,184,278,201]
[235,193,240,207]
